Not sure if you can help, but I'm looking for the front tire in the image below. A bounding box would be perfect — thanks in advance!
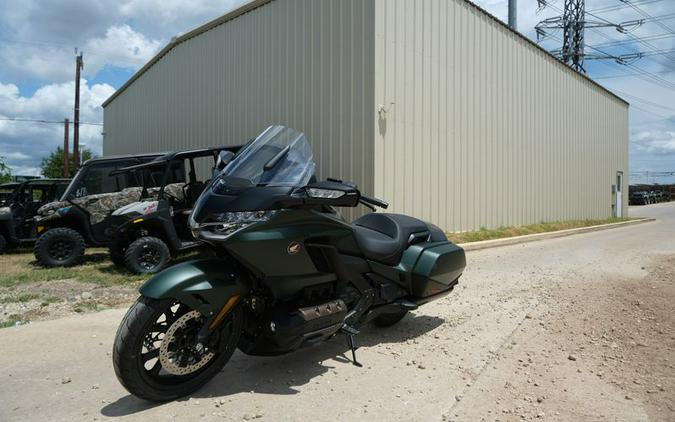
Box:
[113,296,243,402]
[124,236,171,274]
[33,227,85,267]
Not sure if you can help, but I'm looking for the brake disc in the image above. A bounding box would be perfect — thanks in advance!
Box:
[159,310,215,376]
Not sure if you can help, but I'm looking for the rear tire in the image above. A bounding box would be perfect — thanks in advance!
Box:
[372,310,408,327]
[124,236,171,274]
[33,227,85,267]
[0,233,6,254]
[108,237,127,267]
[113,296,243,402]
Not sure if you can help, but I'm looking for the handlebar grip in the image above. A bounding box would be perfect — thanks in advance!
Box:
[361,195,389,209]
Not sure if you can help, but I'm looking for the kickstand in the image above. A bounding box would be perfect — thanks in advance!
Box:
[345,333,362,367]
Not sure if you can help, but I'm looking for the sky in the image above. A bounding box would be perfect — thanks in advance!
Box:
[0,0,673,184]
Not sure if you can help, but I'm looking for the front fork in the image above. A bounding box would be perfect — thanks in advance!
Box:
[196,294,241,343]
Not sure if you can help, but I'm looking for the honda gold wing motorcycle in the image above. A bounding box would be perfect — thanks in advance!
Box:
[113,125,466,402]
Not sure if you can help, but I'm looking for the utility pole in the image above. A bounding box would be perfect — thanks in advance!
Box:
[73,52,83,169]
[63,118,70,177]
[508,0,517,30]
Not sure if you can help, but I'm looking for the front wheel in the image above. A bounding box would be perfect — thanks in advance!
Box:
[124,236,171,274]
[33,227,85,267]
[113,297,243,402]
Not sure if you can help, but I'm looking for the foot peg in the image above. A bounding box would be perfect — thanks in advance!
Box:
[341,324,362,367]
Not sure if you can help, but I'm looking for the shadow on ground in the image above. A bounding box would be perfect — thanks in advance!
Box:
[100,314,443,417]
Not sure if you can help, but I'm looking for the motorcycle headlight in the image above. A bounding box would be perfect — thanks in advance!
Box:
[190,210,277,240]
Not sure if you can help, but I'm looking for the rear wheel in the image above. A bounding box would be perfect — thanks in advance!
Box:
[33,227,85,267]
[113,296,243,402]
[372,310,408,327]
[124,236,171,274]
[108,237,127,267]
[0,233,6,254]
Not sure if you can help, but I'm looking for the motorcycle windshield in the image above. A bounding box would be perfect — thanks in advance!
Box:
[219,125,315,187]
[190,126,316,225]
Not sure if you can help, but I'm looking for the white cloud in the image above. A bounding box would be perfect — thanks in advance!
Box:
[0,0,248,84]
[83,25,162,76]
[0,81,115,176]
[633,130,675,155]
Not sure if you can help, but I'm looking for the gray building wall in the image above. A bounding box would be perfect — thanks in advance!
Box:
[373,0,629,232]
[104,0,629,232]
[103,0,375,220]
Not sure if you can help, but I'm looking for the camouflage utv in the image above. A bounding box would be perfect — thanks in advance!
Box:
[107,145,240,274]
[33,153,166,267]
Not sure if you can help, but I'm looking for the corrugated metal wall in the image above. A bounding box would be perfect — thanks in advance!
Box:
[104,0,375,219]
[373,0,629,232]
[105,0,630,232]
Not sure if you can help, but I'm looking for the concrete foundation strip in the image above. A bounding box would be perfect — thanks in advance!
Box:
[457,218,656,251]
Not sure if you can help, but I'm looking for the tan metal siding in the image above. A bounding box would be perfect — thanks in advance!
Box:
[103,0,375,219]
[373,0,629,232]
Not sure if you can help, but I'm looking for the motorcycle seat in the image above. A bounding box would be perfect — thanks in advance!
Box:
[352,213,433,265]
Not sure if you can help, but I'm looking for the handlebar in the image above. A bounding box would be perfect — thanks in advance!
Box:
[360,194,389,209]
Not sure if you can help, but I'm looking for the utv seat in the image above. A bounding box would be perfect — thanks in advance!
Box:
[352,213,443,266]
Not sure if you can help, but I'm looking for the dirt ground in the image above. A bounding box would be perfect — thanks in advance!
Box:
[454,254,674,421]
[0,203,673,422]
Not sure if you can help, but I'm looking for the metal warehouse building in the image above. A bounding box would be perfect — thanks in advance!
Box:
[102,0,629,232]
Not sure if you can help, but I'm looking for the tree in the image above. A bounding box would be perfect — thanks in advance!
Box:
[40,147,94,178]
[0,156,11,183]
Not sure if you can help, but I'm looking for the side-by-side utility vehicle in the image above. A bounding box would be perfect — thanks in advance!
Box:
[33,153,164,267]
[107,146,241,274]
[0,179,70,252]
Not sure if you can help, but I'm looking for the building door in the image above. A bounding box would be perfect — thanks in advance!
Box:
[615,171,623,218]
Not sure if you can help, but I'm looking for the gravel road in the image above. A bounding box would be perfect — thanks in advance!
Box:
[1,203,673,422]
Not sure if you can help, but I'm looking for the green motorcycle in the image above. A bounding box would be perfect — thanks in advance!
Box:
[113,125,466,401]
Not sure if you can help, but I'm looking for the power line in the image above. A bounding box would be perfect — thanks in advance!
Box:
[594,68,674,79]
[611,89,675,113]
[0,117,103,126]
[587,0,663,14]
[621,0,675,35]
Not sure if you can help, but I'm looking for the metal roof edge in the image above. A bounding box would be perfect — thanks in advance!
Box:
[101,0,275,108]
[460,0,628,106]
[102,0,629,108]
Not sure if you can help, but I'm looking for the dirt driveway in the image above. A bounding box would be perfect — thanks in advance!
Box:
[0,202,673,422]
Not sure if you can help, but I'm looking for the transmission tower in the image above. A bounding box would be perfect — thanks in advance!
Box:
[561,0,585,71]
[536,0,644,73]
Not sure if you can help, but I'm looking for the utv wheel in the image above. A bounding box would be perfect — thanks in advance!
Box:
[124,237,171,274]
[113,296,243,402]
[34,228,85,267]
[372,310,408,327]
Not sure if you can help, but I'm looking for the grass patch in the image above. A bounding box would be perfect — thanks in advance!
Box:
[73,301,106,313]
[0,314,25,328]
[0,248,145,288]
[447,217,636,244]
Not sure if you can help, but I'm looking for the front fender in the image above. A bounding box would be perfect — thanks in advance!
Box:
[139,259,249,315]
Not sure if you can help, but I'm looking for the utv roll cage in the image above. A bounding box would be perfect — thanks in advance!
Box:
[112,146,242,201]
[61,153,166,201]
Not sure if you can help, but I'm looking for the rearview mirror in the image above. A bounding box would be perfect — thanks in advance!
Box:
[304,180,360,207]
[215,151,235,173]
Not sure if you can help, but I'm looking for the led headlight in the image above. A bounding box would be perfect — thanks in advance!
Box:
[0,206,10,214]
[190,210,277,240]
[307,188,345,199]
